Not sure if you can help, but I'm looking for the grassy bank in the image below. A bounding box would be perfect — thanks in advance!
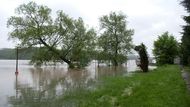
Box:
[62,65,190,107]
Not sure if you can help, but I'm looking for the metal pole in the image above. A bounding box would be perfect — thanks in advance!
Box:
[15,47,18,74]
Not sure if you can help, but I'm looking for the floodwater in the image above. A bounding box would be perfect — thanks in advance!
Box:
[0,60,152,107]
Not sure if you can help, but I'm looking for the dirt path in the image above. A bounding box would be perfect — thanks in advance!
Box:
[181,69,190,92]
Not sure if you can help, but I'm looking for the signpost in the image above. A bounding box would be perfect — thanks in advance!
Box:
[15,47,19,75]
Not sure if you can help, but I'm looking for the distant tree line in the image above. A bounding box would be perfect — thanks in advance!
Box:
[0,48,35,59]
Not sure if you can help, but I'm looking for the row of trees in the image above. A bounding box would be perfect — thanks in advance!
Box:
[8,1,188,68]
[153,0,190,66]
[7,2,133,68]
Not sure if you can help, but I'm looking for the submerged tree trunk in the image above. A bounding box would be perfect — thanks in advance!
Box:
[113,58,118,66]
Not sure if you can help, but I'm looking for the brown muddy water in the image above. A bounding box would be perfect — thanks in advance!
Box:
[0,60,155,107]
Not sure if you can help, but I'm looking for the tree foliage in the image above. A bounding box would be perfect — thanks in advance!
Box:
[7,2,96,68]
[153,32,179,65]
[180,0,190,65]
[181,0,190,13]
[135,43,149,72]
[98,12,133,66]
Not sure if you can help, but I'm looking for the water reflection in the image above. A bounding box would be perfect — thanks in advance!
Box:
[0,59,158,107]
[8,62,130,107]
[0,59,147,106]
[0,59,155,107]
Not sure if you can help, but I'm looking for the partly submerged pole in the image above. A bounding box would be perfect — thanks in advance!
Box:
[15,47,19,75]
[15,73,18,98]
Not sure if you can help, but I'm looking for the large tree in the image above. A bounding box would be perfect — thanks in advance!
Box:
[180,0,190,65]
[7,2,96,68]
[153,32,179,65]
[98,12,134,66]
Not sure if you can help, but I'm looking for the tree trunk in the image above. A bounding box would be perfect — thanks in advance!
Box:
[38,38,74,68]
[114,30,118,66]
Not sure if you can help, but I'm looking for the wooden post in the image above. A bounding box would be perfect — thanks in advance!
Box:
[15,47,19,75]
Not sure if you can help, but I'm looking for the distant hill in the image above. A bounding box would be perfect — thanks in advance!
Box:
[0,48,140,60]
[0,48,35,59]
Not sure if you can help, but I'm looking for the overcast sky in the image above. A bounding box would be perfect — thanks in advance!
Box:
[0,0,187,55]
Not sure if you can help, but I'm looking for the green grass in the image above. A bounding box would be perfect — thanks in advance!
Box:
[62,65,190,107]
